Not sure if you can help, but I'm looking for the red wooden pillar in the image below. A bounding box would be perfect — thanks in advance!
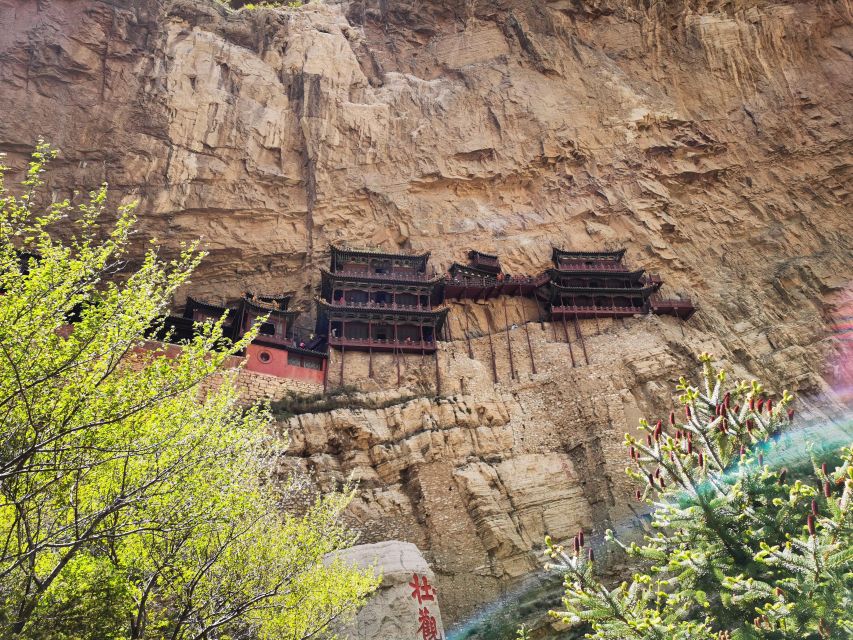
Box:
[368,317,373,378]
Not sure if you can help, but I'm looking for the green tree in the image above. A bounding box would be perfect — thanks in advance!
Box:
[0,142,378,638]
[547,355,852,639]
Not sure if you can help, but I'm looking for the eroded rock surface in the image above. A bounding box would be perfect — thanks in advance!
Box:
[0,0,851,626]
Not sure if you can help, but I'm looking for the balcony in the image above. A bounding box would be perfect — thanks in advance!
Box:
[334,269,437,283]
[556,261,631,272]
[328,336,438,352]
[649,296,696,320]
[443,273,549,300]
[330,300,434,311]
[550,304,644,319]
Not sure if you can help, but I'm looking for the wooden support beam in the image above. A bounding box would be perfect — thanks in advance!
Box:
[340,344,345,388]
[395,323,401,386]
[464,312,474,359]
[524,316,536,374]
[323,317,331,393]
[562,314,576,368]
[487,324,498,383]
[503,297,516,381]
[574,314,589,365]
[369,347,373,378]
[434,348,441,396]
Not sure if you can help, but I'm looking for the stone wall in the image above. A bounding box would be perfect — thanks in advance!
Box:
[236,368,322,403]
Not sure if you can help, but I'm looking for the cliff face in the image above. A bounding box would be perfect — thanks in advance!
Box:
[1,0,851,627]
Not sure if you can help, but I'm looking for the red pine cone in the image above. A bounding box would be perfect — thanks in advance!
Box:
[807,514,816,536]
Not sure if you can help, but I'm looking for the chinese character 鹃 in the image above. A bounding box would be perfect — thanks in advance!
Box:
[417,606,441,640]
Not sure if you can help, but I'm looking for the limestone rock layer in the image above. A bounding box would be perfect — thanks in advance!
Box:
[0,0,851,628]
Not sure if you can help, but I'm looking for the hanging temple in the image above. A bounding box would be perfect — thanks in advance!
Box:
[156,245,696,391]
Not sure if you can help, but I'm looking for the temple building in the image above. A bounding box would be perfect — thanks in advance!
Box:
[161,292,326,384]
[316,245,449,353]
[444,250,547,300]
[538,248,694,320]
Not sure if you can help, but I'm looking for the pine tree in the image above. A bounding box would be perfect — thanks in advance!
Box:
[547,354,853,639]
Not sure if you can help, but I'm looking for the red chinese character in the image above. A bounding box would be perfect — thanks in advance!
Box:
[409,573,436,604]
[417,606,441,640]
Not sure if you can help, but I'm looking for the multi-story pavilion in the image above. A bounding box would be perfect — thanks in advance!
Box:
[317,245,449,353]
[539,248,661,319]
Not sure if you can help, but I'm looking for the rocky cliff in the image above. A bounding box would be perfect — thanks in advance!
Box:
[1,0,851,630]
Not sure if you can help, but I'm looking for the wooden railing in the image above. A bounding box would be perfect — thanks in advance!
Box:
[551,304,644,316]
[328,336,437,350]
[331,300,432,310]
[335,269,437,282]
[556,262,631,272]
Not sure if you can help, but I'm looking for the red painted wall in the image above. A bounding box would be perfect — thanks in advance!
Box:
[244,343,325,385]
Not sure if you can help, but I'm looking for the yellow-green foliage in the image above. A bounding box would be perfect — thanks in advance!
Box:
[0,142,378,638]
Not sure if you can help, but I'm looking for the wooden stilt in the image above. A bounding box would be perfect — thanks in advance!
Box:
[340,345,345,388]
[552,314,559,342]
[434,349,441,396]
[487,325,498,383]
[524,315,536,374]
[368,347,373,378]
[562,314,576,367]
[322,351,330,393]
[464,312,474,359]
[394,322,401,386]
[574,314,589,365]
[503,298,515,380]
[324,316,332,393]
[522,297,538,373]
